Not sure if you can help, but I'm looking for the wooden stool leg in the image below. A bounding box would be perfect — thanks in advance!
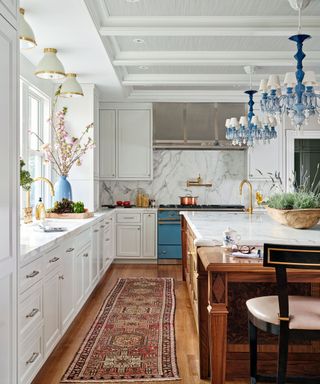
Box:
[277,324,289,384]
[248,319,257,384]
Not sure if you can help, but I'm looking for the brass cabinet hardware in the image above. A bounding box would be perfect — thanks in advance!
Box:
[49,256,59,263]
[26,270,39,278]
[26,308,39,318]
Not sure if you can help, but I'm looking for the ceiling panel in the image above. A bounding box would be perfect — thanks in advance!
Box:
[116,35,319,52]
[103,0,320,17]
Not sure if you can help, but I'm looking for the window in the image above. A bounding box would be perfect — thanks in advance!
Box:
[20,78,51,211]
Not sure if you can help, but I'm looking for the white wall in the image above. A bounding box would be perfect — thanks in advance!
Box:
[55,84,98,211]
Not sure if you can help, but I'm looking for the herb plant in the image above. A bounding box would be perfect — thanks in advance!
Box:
[20,159,33,191]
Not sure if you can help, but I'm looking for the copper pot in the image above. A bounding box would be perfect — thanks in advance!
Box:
[179,195,198,206]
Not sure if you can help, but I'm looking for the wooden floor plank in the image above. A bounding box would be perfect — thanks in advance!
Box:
[32,264,216,384]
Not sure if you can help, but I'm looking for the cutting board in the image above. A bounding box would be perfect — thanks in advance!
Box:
[46,210,94,219]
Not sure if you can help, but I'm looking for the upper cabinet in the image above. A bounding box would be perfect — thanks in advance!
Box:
[0,0,18,27]
[247,111,284,180]
[99,104,153,181]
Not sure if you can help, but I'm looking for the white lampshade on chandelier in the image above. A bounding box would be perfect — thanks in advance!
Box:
[35,48,65,80]
[60,74,84,98]
[19,8,36,49]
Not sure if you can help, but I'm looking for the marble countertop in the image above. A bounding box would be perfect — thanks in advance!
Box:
[181,210,320,247]
[20,210,114,262]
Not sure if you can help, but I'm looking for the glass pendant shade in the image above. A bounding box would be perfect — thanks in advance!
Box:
[60,74,84,98]
[35,48,65,79]
[19,8,36,49]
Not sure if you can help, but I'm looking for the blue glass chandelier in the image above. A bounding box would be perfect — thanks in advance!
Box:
[225,67,277,147]
[260,2,319,130]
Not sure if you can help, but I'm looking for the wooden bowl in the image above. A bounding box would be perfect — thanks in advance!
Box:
[265,206,320,229]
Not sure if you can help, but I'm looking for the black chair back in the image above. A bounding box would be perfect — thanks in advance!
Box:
[263,244,320,321]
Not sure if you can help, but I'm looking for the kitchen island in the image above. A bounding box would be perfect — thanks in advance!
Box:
[180,211,320,384]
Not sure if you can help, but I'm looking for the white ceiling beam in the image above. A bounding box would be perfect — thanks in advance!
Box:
[114,51,320,67]
[128,89,247,102]
[122,74,268,86]
[100,16,320,37]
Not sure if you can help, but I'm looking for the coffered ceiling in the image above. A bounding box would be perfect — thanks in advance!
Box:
[84,0,320,101]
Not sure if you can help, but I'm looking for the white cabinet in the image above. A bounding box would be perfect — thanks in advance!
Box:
[0,13,18,384]
[91,223,101,286]
[0,0,18,27]
[99,110,116,179]
[43,268,62,357]
[247,113,283,180]
[142,213,156,258]
[117,110,152,179]
[115,209,157,260]
[99,104,153,180]
[75,242,92,309]
[60,243,75,333]
[116,225,141,258]
[102,216,114,270]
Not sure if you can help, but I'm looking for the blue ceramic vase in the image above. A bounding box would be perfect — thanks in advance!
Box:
[54,175,72,202]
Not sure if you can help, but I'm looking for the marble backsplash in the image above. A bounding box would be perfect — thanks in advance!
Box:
[100,150,247,206]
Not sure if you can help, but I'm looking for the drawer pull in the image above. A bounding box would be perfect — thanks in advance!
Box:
[49,256,60,263]
[26,270,39,279]
[161,250,167,254]
[93,229,99,233]
[26,352,39,365]
[123,216,135,220]
[101,225,106,228]
[83,253,89,257]
[26,308,39,318]
[59,275,64,280]
[66,247,74,253]
[105,238,110,241]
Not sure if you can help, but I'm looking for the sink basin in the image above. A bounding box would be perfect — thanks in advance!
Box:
[33,222,68,233]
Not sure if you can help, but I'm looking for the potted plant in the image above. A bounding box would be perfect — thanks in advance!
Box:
[20,159,33,223]
[262,167,320,229]
[30,101,94,202]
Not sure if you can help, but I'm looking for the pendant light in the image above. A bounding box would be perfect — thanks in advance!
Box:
[60,74,84,98]
[35,48,65,80]
[19,8,37,49]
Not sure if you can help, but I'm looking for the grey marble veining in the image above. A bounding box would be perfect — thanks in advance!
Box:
[100,150,246,205]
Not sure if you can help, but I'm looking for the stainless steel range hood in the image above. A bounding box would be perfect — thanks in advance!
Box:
[153,102,246,150]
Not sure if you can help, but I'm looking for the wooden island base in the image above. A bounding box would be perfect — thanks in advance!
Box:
[181,217,320,384]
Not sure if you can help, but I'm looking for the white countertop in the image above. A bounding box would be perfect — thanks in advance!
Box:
[181,211,320,247]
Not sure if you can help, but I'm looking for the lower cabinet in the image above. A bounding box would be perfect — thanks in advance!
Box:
[116,225,141,258]
[43,267,62,357]
[115,210,157,260]
[18,212,114,384]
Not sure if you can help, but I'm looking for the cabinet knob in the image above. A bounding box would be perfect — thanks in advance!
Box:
[105,238,110,241]
[93,229,99,233]
[161,250,167,254]
[83,253,89,257]
[66,247,74,253]
[59,275,65,280]
[100,225,105,228]
[137,228,140,231]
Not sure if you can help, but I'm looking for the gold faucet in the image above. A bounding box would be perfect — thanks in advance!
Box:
[26,177,55,208]
[187,174,202,187]
[239,179,253,214]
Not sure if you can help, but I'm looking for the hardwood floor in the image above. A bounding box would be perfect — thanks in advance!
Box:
[32,264,215,384]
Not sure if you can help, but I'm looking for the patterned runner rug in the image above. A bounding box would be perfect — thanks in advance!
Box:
[61,278,180,383]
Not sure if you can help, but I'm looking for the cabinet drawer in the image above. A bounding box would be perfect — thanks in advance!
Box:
[20,258,43,293]
[76,228,91,250]
[44,246,61,276]
[19,326,44,384]
[116,212,141,223]
[158,245,182,259]
[19,282,43,341]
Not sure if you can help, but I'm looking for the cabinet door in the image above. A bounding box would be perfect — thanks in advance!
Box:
[116,225,141,258]
[117,110,152,179]
[99,110,116,179]
[74,250,84,309]
[91,224,100,286]
[0,15,17,384]
[43,270,61,357]
[0,0,18,27]
[60,245,75,333]
[82,244,91,298]
[142,213,156,258]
